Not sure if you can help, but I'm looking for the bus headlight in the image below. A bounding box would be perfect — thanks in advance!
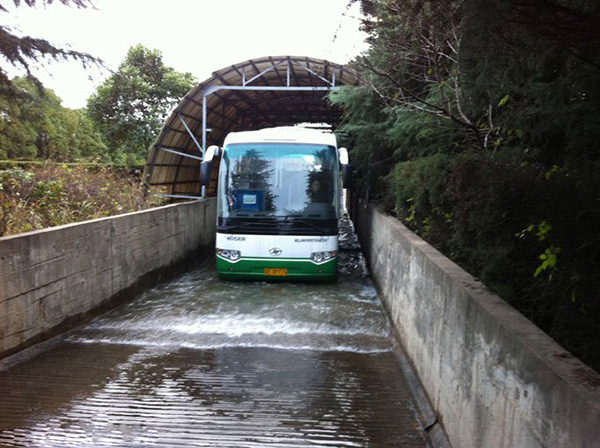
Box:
[217,248,241,261]
[310,250,337,264]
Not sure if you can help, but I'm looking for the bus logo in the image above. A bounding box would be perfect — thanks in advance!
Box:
[269,247,283,256]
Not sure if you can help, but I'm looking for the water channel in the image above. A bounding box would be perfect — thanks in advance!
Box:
[0,225,430,447]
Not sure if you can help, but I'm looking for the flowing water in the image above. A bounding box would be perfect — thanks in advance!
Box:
[73,261,389,355]
[0,223,428,447]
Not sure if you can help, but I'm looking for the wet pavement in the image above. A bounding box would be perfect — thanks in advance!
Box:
[0,221,430,447]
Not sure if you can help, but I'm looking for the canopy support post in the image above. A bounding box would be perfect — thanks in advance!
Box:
[201,94,209,197]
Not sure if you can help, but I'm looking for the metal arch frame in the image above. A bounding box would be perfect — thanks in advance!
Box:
[201,86,337,155]
[148,57,353,200]
[200,58,340,155]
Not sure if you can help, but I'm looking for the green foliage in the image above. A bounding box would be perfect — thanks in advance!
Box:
[339,0,600,371]
[387,154,450,227]
[534,246,561,279]
[349,0,486,147]
[460,0,600,163]
[0,164,166,236]
[87,45,196,165]
[331,85,396,198]
[385,148,600,371]
[0,77,107,161]
[386,107,460,160]
[0,97,37,159]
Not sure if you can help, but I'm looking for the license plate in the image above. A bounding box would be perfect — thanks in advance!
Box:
[264,268,288,276]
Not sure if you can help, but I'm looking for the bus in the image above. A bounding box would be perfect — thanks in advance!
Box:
[201,127,350,281]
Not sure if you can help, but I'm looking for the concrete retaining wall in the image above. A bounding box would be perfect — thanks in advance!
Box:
[0,199,216,360]
[353,201,600,448]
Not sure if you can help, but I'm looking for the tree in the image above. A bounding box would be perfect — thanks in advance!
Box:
[329,85,397,197]
[348,0,490,148]
[336,0,600,371]
[460,0,600,163]
[87,45,196,165]
[0,76,106,160]
[0,0,100,96]
[330,0,472,196]
[64,108,108,160]
[0,90,37,159]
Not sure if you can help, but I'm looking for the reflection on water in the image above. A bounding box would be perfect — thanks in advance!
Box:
[0,245,426,447]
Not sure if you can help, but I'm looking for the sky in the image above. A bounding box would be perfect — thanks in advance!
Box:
[1,0,369,109]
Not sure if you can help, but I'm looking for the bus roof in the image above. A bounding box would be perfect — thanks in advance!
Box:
[223,127,337,148]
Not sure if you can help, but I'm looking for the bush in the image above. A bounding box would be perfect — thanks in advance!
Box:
[387,153,451,247]
[0,164,166,236]
[387,149,600,371]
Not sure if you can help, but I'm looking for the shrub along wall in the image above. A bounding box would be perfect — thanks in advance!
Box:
[0,199,216,360]
[384,150,600,373]
[0,164,164,237]
[353,201,600,448]
[330,0,600,375]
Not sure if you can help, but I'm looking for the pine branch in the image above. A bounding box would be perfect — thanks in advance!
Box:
[0,0,101,95]
[359,56,484,148]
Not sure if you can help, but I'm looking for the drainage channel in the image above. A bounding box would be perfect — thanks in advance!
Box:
[0,220,440,447]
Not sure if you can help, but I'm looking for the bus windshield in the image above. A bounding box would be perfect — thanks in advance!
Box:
[218,143,340,220]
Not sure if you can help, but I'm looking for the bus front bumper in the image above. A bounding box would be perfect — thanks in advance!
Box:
[216,257,337,282]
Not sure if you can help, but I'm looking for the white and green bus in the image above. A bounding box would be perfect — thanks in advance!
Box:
[201,127,350,281]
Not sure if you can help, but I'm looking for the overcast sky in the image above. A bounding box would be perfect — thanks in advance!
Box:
[2,0,369,108]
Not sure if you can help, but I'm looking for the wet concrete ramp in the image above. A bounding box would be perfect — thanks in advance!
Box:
[0,258,429,447]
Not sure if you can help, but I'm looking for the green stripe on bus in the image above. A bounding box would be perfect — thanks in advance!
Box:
[216,257,337,281]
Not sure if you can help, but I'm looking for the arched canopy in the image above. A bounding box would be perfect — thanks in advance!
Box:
[144,56,360,199]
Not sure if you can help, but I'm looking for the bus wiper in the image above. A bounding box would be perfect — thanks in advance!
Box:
[292,219,326,232]
[221,223,253,231]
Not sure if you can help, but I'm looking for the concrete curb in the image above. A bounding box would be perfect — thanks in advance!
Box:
[1,199,216,360]
[353,201,600,448]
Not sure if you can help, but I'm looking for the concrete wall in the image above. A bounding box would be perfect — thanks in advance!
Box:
[353,201,600,448]
[0,199,216,359]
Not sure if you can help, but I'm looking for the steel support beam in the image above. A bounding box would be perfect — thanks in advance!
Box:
[178,114,203,155]
[157,146,204,161]
[154,194,202,200]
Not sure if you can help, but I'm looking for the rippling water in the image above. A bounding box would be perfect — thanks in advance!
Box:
[0,242,426,447]
[70,258,391,354]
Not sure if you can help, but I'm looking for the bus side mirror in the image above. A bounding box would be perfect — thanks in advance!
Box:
[339,147,351,188]
[201,161,212,186]
[342,164,352,188]
[201,145,219,186]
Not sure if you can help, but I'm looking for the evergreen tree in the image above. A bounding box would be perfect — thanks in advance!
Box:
[337,0,600,371]
[460,0,600,164]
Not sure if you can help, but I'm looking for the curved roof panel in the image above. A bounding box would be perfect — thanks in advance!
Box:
[144,56,360,198]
